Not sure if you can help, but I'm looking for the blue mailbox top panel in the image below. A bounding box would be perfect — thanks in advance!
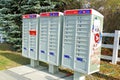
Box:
[22,14,39,19]
[40,12,63,17]
[64,9,92,15]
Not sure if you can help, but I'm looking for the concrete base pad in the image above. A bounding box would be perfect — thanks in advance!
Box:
[0,65,73,80]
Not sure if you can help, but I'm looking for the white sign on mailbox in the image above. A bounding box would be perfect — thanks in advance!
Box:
[62,9,104,74]
[39,12,63,66]
[22,14,39,60]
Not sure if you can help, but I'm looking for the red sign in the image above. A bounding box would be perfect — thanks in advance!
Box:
[94,33,100,43]
[29,30,36,36]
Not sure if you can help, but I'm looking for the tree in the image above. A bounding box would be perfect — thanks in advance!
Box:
[3,0,117,51]
[0,0,58,51]
[0,0,25,51]
[90,0,120,32]
[54,0,82,12]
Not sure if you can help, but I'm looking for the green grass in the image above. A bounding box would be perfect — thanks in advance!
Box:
[0,50,120,80]
[86,60,120,80]
[60,60,120,80]
[0,50,30,70]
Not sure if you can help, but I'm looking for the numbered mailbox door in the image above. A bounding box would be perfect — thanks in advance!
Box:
[62,9,104,74]
[39,12,63,66]
[62,15,76,70]
[39,16,49,62]
[22,15,30,58]
[22,14,39,60]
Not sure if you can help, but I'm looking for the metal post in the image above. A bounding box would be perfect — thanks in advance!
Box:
[74,71,85,80]
[30,59,39,68]
[48,64,59,74]
[112,30,120,64]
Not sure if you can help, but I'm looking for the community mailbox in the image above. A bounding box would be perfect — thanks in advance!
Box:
[22,14,39,60]
[39,12,63,66]
[62,9,104,74]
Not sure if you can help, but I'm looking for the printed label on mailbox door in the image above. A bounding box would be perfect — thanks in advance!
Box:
[90,16,102,72]
[94,33,100,43]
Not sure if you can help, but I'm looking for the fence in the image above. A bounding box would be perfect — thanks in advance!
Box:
[101,30,120,64]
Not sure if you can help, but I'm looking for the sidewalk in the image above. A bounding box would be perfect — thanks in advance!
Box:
[0,65,73,80]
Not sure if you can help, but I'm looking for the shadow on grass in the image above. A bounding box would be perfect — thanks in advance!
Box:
[92,72,120,80]
[0,52,30,65]
[0,51,48,67]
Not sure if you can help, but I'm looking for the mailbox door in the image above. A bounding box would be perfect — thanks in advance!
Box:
[22,18,30,58]
[48,17,60,65]
[62,16,76,69]
[29,18,38,60]
[74,15,91,73]
[39,17,49,62]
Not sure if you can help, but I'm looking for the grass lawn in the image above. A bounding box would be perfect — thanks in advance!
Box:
[0,50,30,70]
[86,60,120,80]
[0,50,120,80]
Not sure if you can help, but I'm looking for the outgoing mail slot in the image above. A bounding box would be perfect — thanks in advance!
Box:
[29,30,36,36]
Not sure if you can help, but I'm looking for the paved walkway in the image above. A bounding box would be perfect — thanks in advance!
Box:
[0,65,73,80]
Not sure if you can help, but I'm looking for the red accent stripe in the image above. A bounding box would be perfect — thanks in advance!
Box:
[22,14,38,19]
[64,10,78,15]
[90,10,92,14]
[40,12,50,17]
[22,14,29,18]
[64,9,92,15]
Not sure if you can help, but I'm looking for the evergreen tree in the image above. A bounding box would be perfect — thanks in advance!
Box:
[0,0,58,51]
[0,0,22,51]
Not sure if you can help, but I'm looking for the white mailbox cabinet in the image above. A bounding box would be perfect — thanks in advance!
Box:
[39,12,63,66]
[22,14,39,60]
[62,9,104,74]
